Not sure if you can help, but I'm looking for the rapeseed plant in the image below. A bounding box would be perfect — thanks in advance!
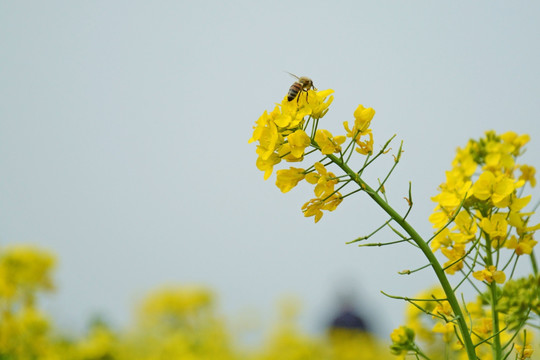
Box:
[249,83,539,359]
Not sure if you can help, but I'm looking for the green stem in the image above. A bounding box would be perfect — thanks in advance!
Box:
[327,153,477,360]
[484,235,502,359]
[530,249,538,275]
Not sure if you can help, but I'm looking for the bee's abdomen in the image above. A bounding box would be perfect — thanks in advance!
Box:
[287,82,302,101]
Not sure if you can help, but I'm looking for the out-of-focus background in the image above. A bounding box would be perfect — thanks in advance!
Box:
[1,1,539,338]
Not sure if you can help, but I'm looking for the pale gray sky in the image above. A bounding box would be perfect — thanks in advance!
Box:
[1,1,539,337]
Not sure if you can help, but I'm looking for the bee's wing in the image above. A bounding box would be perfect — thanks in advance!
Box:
[285,71,300,80]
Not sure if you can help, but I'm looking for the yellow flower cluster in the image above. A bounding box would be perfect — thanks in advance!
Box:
[249,89,376,222]
[0,245,55,359]
[0,244,55,301]
[400,286,537,360]
[249,90,335,180]
[429,131,538,276]
[389,326,416,358]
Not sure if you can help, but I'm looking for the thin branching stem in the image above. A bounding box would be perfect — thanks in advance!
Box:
[346,218,393,244]
[398,263,431,275]
[376,141,404,193]
[340,188,362,200]
[402,182,414,221]
[380,291,448,302]
[358,238,413,247]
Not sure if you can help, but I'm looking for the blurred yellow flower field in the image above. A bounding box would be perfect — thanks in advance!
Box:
[0,245,393,360]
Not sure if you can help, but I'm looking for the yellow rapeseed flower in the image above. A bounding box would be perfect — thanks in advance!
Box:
[352,104,375,133]
[441,244,465,274]
[305,162,338,199]
[314,129,346,155]
[276,167,305,193]
[483,141,515,172]
[431,169,472,212]
[428,210,451,230]
[306,89,334,119]
[505,234,538,255]
[479,214,508,247]
[452,145,478,178]
[431,322,456,343]
[519,165,537,187]
[515,344,534,359]
[343,104,376,155]
[430,228,453,251]
[451,211,477,244]
[472,171,515,207]
[301,193,343,223]
[287,129,311,158]
[500,131,530,155]
[472,265,506,284]
[390,326,415,357]
[256,152,281,180]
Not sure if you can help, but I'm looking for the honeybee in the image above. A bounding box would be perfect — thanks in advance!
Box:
[286,72,317,102]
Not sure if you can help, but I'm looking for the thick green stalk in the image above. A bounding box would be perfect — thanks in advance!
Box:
[327,154,477,360]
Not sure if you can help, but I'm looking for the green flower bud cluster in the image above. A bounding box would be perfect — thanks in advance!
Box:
[496,275,540,329]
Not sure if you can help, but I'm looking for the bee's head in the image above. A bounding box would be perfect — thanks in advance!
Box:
[298,77,314,90]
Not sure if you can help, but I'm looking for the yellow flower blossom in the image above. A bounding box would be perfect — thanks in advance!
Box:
[390,326,413,344]
[322,193,343,211]
[277,143,302,162]
[432,322,455,343]
[305,89,334,119]
[451,211,477,244]
[352,104,375,133]
[429,210,451,229]
[314,129,346,155]
[432,301,453,318]
[479,213,508,247]
[431,169,472,213]
[505,234,538,255]
[500,131,530,155]
[452,145,478,178]
[471,171,496,201]
[515,344,534,359]
[390,326,415,357]
[441,244,465,274]
[431,228,453,252]
[286,129,311,158]
[519,165,536,187]
[301,193,343,223]
[472,265,506,284]
[305,162,338,199]
[509,194,531,212]
[484,141,515,172]
[472,317,493,338]
[343,104,376,155]
[354,131,374,155]
[254,121,281,161]
[256,152,281,180]
[472,171,515,207]
[275,167,305,193]
[275,97,311,129]
[248,110,272,144]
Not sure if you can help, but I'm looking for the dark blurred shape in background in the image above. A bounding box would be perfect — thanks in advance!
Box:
[327,289,371,333]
